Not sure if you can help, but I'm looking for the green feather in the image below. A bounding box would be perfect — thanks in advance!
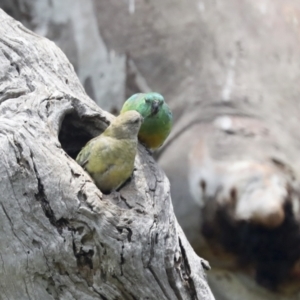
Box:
[76,111,143,193]
[120,93,173,150]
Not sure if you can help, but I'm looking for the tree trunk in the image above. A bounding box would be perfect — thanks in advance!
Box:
[0,0,126,114]
[0,9,214,300]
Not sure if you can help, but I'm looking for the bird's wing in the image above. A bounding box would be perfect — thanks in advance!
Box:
[120,100,134,113]
[76,136,116,173]
[76,138,98,169]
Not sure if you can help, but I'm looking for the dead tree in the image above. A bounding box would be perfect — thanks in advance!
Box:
[0,0,127,114]
[0,9,214,300]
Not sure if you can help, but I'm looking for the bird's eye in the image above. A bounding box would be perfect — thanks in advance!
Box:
[145,98,151,103]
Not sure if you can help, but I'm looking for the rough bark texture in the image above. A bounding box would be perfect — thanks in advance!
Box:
[0,0,126,114]
[4,0,300,299]
[0,9,214,300]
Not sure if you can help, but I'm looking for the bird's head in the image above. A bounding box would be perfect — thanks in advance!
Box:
[108,110,144,139]
[144,93,164,117]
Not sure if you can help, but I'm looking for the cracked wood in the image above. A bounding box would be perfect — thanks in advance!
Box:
[0,8,214,300]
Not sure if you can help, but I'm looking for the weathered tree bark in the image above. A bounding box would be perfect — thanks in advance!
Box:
[0,9,214,300]
[0,0,126,114]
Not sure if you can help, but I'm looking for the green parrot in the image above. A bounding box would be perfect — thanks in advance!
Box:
[76,111,143,193]
[120,93,173,150]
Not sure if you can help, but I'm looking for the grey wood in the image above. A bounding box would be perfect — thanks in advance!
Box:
[0,9,214,300]
[0,0,126,114]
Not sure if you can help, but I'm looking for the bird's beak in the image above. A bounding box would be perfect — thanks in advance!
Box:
[151,101,160,115]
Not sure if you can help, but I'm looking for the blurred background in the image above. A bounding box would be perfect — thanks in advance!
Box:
[2,0,300,299]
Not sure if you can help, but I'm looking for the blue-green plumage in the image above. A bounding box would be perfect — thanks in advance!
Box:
[120,93,173,150]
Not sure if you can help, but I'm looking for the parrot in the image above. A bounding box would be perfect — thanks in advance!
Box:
[120,92,173,150]
[76,110,143,194]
